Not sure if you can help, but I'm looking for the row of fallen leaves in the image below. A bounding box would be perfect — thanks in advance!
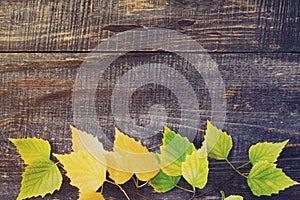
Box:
[9,121,299,200]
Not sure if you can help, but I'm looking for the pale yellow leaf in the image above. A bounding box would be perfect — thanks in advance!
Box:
[70,125,106,164]
[106,152,133,184]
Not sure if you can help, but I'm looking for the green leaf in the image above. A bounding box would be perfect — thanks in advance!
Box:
[159,126,196,176]
[247,161,299,197]
[181,144,209,189]
[249,140,288,165]
[17,160,62,200]
[225,195,244,200]
[9,138,63,199]
[9,138,51,165]
[149,170,181,193]
[162,126,177,145]
[205,120,232,160]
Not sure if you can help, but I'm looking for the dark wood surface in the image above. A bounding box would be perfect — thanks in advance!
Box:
[1,0,299,199]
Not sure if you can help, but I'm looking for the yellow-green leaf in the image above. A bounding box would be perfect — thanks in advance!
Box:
[70,125,106,164]
[205,121,232,160]
[249,140,288,165]
[106,129,159,183]
[181,144,209,189]
[9,138,51,165]
[247,161,299,197]
[149,170,181,193]
[225,195,243,200]
[54,151,106,191]
[17,160,62,200]
[160,126,196,176]
[79,191,105,200]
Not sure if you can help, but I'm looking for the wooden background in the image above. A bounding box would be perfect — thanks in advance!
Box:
[0,0,299,199]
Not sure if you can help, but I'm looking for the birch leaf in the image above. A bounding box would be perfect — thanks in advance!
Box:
[54,151,106,191]
[249,140,289,165]
[181,144,209,189]
[205,121,232,160]
[247,161,299,196]
[159,126,196,176]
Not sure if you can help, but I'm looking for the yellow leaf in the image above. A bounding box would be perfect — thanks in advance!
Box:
[135,171,160,182]
[54,151,106,191]
[106,129,159,183]
[79,191,105,200]
[70,125,106,165]
[114,128,149,153]
[106,152,133,184]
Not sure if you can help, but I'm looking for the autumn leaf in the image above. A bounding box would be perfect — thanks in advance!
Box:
[79,191,105,200]
[247,161,299,196]
[70,125,106,164]
[159,126,196,176]
[149,170,181,192]
[225,195,244,200]
[106,152,133,184]
[54,151,106,192]
[248,140,288,165]
[106,128,159,184]
[17,160,62,200]
[9,138,62,200]
[205,120,232,160]
[9,138,51,165]
[181,143,209,189]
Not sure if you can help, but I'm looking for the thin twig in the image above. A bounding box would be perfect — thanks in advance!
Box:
[175,185,195,193]
[237,161,251,170]
[225,159,248,179]
[106,180,130,200]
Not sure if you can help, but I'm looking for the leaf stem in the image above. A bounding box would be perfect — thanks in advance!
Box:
[220,190,225,200]
[225,159,247,179]
[137,181,149,188]
[237,161,251,170]
[106,180,130,200]
[100,185,104,193]
[132,177,148,188]
[56,162,64,169]
[175,185,195,193]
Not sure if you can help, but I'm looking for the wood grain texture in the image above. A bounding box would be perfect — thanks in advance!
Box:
[0,0,299,52]
[0,52,299,199]
[1,0,300,199]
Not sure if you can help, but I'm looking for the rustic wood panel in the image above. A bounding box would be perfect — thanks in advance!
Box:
[0,52,299,199]
[0,0,299,52]
[1,0,300,199]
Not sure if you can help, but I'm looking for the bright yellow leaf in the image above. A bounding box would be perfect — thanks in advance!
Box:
[113,128,149,153]
[54,151,106,191]
[106,129,159,183]
[79,191,105,200]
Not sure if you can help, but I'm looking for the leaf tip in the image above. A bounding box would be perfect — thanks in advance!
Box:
[8,138,17,145]
[163,125,172,133]
[282,139,289,145]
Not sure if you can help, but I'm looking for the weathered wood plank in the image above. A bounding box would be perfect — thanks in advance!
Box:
[0,52,299,199]
[0,0,299,52]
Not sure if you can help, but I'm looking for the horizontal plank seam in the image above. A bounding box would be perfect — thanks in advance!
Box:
[0,51,300,54]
